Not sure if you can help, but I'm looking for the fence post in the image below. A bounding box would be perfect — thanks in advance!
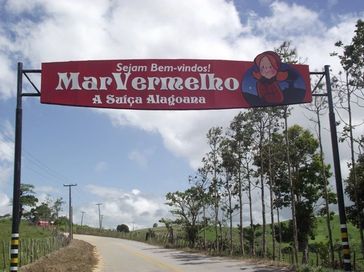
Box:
[353,251,356,271]
[2,241,6,271]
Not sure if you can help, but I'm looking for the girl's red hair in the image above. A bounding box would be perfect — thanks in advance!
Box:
[254,51,281,70]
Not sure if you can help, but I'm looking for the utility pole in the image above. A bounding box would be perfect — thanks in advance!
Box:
[64,184,77,239]
[310,67,352,271]
[81,211,85,227]
[96,203,102,231]
[324,65,351,271]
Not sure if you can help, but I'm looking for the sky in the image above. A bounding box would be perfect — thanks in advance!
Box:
[0,0,363,231]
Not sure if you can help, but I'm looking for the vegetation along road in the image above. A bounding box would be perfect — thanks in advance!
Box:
[76,234,288,272]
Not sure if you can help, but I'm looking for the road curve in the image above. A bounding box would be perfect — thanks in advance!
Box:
[75,234,288,272]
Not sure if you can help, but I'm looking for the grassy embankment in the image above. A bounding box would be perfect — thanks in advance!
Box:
[0,218,67,271]
[75,214,364,270]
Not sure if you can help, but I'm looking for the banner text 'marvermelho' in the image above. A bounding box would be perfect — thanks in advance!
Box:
[40,58,312,110]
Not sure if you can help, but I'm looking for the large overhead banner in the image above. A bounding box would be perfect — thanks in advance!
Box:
[41,52,312,110]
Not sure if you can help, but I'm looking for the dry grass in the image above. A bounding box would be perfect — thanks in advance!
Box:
[19,239,98,272]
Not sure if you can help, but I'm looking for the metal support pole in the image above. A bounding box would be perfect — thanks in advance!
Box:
[325,65,352,271]
[81,211,85,226]
[96,203,102,231]
[10,62,23,272]
[64,184,77,239]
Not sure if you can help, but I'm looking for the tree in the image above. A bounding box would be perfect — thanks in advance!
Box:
[249,107,270,257]
[265,107,283,260]
[275,41,300,265]
[345,153,364,256]
[264,124,330,263]
[159,218,175,244]
[19,183,38,220]
[304,89,336,267]
[227,111,255,255]
[165,186,205,247]
[54,216,69,231]
[204,127,223,252]
[285,125,330,263]
[189,168,210,249]
[117,224,130,233]
[51,197,64,221]
[220,137,237,255]
[20,188,64,224]
[332,19,364,257]
[31,202,52,223]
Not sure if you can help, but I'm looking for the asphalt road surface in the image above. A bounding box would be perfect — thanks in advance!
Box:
[75,234,288,272]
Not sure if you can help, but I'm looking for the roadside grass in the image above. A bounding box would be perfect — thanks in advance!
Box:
[0,218,55,240]
[310,216,361,249]
[76,214,364,270]
[0,218,67,271]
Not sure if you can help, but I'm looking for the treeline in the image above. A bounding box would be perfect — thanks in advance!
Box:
[162,20,364,270]
[19,183,69,228]
[163,108,335,261]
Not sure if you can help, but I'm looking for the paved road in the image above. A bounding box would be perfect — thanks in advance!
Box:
[75,234,288,272]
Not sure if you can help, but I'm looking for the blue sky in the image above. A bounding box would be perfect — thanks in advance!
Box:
[0,0,363,229]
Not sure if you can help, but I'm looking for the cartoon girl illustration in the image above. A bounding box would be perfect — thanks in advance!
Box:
[252,51,288,104]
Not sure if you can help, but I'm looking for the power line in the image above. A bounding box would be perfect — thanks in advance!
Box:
[1,132,73,185]
[23,150,72,183]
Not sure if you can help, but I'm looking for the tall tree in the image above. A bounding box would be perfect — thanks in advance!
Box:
[287,125,325,263]
[275,41,300,264]
[345,153,364,257]
[270,131,288,261]
[332,19,364,256]
[248,108,269,257]
[51,197,64,221]
[189,167,210,249]
[266,125,329,263]
[220,138,237,255]
[165,186,205,248]
[204,127,223,252]
[227,111,254,255]
[19,183,38,220]
[304,92,336,266]
[266,108,283,260]
[253,107,284,260]
[31,202,52,222]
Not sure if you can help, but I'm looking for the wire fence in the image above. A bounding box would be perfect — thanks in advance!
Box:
[0,234,68,272]
[76,227,364,271]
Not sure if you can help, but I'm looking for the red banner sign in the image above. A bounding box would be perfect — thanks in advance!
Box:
[41,52,312,110]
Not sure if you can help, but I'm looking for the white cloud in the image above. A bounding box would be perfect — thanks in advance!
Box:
[103,109,241,169]
[0,0,363,227]
[0,166,12,188]
[4,1,41,13]
[0,122,12,217]
[3,0,356,173]
[0,122,14,160]
[4,0,243,64]
[254,1,324,38]
[0,121,14,187]
[0,193,11,216]
[82,184,168,229]
[0,54,16,100]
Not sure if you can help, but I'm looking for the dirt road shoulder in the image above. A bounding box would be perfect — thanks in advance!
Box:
[19,239,98,272]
